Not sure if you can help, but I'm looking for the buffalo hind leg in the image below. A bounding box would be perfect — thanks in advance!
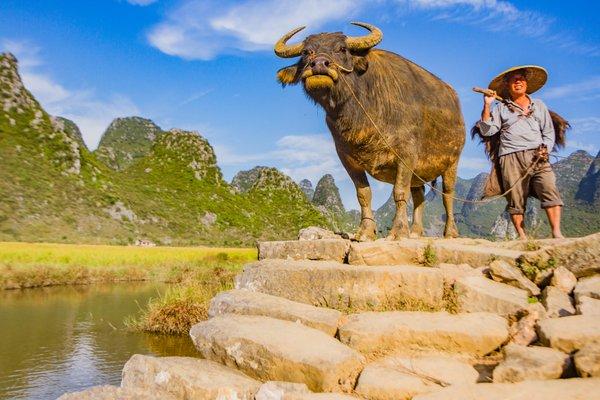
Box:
[387,166,412,240]
[348,168,377,241]
[442,162,459,238]
[411,185,425,237]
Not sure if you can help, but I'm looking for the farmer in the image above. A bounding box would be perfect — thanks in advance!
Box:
[477,65,564,239]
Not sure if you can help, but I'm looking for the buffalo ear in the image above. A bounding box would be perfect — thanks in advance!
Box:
[353,57,369,75]
[277,65,301,86]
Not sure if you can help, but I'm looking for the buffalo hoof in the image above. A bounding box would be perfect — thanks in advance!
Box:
[411,224,424,238]
[444,225,459,238]
[385,226,409,241]
[355,220,377,242]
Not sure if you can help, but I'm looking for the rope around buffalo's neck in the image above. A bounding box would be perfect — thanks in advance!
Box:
[332,66,541,205]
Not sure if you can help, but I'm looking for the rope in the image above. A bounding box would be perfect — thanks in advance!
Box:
[326,59,543,205]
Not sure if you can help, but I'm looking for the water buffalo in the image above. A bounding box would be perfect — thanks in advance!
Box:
[274,22,465,240]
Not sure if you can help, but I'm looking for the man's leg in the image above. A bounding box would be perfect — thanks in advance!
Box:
[500,151,531,240]
[545,205,564,238]
[531,160,564,239]
[510,214,527,240]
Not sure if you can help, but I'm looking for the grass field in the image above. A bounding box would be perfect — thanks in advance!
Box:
[1,241,257,334]
[0,241,256,290]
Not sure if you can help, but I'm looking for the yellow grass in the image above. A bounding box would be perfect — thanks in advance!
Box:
[0,241,257,289]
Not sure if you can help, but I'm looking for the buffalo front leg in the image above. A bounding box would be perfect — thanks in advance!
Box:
[386,166,412,240]
[442,162,459,238]
[348,169,377,241]
[410,185,425,237]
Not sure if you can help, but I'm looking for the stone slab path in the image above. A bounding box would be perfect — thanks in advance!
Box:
[59,231,600,399]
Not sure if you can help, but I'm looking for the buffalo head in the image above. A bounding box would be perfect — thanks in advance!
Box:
[274,22,382,92]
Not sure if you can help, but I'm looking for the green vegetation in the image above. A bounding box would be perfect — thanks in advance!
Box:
[0,241,255,289]
[421,243,438,267]
[0,53,329,246]
[125,267,237,335]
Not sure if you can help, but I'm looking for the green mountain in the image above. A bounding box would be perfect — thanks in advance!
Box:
[0,53,329,245]
[95,117,164,171]
[310,174,359,232]
[299,179,315,200]
[576,151,600,206]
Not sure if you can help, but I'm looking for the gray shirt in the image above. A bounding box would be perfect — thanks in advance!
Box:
[476,97,555,156]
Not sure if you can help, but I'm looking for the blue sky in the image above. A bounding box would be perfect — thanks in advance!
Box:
[1,0,599,209]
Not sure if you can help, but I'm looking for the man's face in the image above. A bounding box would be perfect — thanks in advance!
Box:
[507,73,528,97]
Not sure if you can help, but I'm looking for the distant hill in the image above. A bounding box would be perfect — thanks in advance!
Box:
[0,53,328,245]
[95,117,164,171]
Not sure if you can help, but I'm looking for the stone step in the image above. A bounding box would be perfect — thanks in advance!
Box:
[537,315,600,353]
[574,342,600,378]
[338,311,508,357]
[355,354,479,400]
[189,314,365,393]
[235,259,445,311]
[517,232,600,278]
[258,239,350,262]
[574,275,600,302]
[412,378,600,400]
[209,289,342,336]
[120,354,261,399]
[454,276,529,317]
[492,343,570,383]
[347,239,524,268]
[57,385,177,400]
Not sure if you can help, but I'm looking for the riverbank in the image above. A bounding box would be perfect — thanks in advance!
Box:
[0,241,256,290]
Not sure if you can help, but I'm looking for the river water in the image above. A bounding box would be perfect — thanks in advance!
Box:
[0,283,198,399]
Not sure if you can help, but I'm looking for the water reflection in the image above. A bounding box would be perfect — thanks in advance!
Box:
[0,284,198,399]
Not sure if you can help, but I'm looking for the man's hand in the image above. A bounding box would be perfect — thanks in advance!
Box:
[483,90,496,106]
[481,90,496,122]
[536,144,549,162]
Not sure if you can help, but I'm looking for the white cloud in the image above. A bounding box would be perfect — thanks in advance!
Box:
[147,0,362,60]
[215,133,346,183]
[146,0,598,60]
[543,76,600,101]
[1,39,140,149]
[570,117,600,135]
[1,39,42,67]
[126,0,158,6]
[459,156,489,170]
[566,140,599,154]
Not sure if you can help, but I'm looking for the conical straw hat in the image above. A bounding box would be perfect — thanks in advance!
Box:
[488,65,548,95]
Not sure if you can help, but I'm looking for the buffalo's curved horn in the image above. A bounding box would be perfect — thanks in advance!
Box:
[346,22,383,51]
[274,26,306,58]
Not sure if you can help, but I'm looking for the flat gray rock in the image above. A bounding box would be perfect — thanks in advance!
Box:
[542,286,575,318]
[235,259,445,311]
[574,342,600,378]
[537,315,600,353]
[517,232,600,278]
[492,343,570,383]
[255,381,310,400]
[489,259,540,296]
[576,295,600,316]
[412,378,600,400]
[338,311,508,357]
[209,289,342,335]
[121,355,261,400]
[57,385,173,400]
[454,276,529,317]
[347,238,523,267]
[258,239,350,262]
[573,275,600,302]
[437,263,482,285]
[190,314,365,392]
[550,266,577,294]
[355,354,478,400]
